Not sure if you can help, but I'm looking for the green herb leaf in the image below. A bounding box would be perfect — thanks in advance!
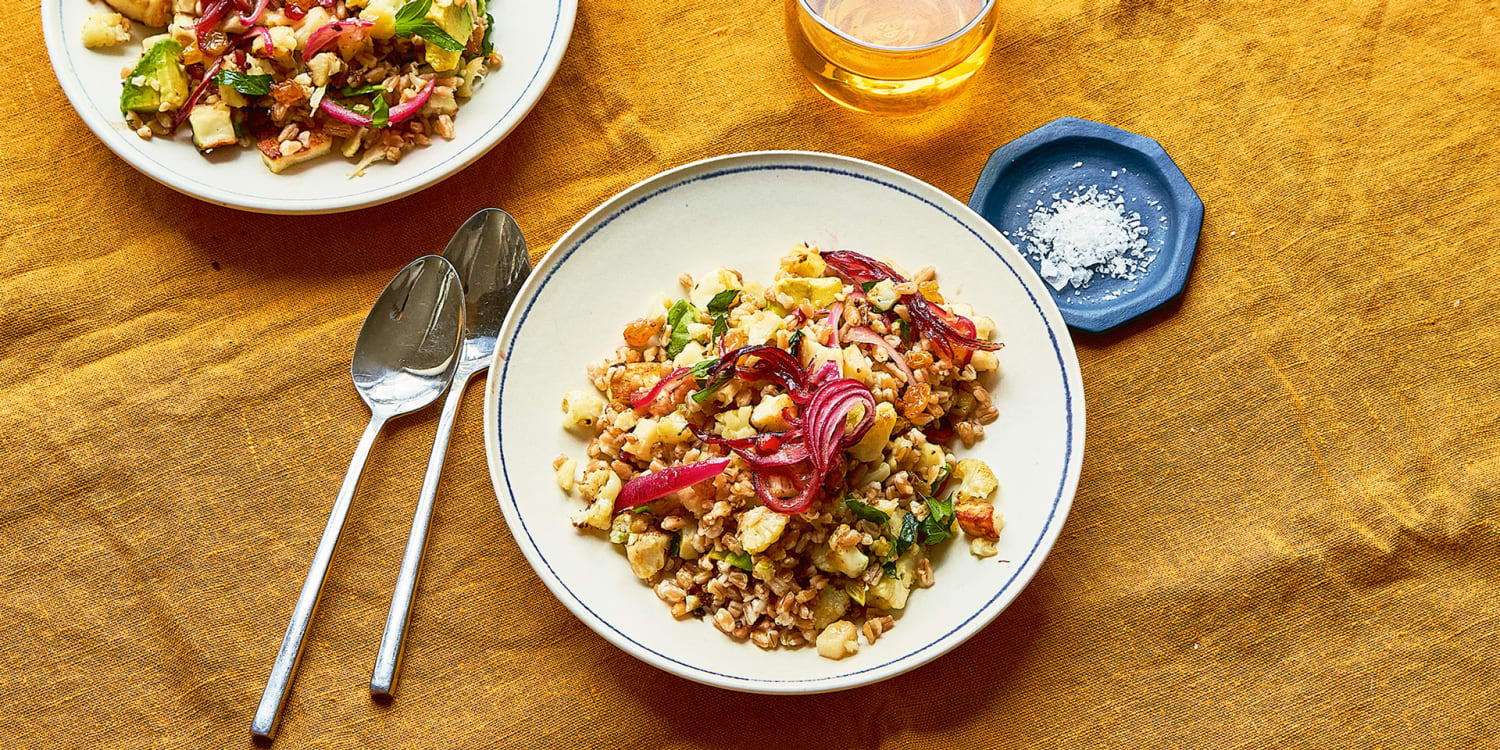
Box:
[709,549,753,572]
[706,289,738,344]
[339,83,384,97]
[844,497,890,525]
[215,69,273,96]
[788,329,804,357]
[690,369,733,404]
[480,10,495,55]
[369,91,389,128]
[931,463,953,494]
[895,512,919,556]
[920,495,955,545]
[413,21,464,50]
[665,299,696,358]
[686,358,719,383]
[861,280,878,293]
[881,560,900,579]
[706,289,740,315]
[897,318,913,344]
[392,0,465,51]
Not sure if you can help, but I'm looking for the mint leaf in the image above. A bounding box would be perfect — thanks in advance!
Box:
[686,358,718,383]
[920,495,955,545]
[339,83,384,97]
[844,497,889,525]
[392,0,464,52]
[215,69,273,96]
[706,289,739,315]
[707,289,738,343]
[895,512,919,556]
[481,10,495,54]
[690,369,732,404]
[665,300,696,358]
[412,21,464,51]
[788,329,804,356]
[369,92,389,128]
[861,280,877,293]
[393,0,431,31]
[881,560,900,579]
[897,318,913,344]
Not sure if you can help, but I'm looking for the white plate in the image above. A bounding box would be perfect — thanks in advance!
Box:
[483,152,1085,693]
[42,0,575,214]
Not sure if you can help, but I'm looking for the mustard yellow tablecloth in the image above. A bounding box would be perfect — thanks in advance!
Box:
[3,0,1498,747]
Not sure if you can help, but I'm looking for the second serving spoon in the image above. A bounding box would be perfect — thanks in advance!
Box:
[369,209,531,698]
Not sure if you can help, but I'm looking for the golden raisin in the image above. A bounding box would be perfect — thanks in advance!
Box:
[622,317,662,348]
[905,349,933,370]
[899,382,933,421]
[199,31,232,57]
[271,80,307,104]
[918,281,944,304]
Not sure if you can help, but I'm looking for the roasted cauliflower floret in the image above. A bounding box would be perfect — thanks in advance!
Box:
[561,389,606,430]
[626,530,672,580]
[571,471,620,531]
[776,244,826,280]
[738,506,789,554]
[81,12,131,48]
[715,405,755,441]
[816,621,859,660]
[953,458,999,503]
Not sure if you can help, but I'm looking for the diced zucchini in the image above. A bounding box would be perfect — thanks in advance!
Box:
[188,101,236,151]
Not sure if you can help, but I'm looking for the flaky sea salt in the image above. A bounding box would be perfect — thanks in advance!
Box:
[1017,184,1154,291]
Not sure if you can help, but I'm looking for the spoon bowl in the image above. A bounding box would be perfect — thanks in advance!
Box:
[443,208,532,372]
[353,256,468,415]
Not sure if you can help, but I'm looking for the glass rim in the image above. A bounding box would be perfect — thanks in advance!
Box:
[795,0,996,53]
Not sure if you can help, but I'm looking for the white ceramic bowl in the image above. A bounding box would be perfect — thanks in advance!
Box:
[41,0,575,214]
[483,152,1085,693]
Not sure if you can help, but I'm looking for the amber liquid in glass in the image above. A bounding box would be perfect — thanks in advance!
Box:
[786,0,995,115]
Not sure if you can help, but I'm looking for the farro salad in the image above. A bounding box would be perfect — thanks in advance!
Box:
[555,246,1008,660]
[80,0,501,173]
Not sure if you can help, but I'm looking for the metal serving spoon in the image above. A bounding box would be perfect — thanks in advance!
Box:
[369,209,531,698]
[252,255,465,740]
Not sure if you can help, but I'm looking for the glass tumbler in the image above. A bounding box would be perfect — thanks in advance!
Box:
[785,0,998,116]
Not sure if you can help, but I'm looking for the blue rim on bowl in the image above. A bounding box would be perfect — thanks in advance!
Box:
[968,117,1204,333]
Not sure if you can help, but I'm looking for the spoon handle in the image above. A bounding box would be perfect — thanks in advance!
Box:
[369,372,472,697]
[253,413,387,739]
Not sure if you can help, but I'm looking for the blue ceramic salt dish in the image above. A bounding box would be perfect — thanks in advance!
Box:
[968,117,1204,333]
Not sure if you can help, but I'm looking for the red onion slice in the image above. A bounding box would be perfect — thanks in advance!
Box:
[630,367,688,410]
[825,302,844,349]
[303,18,373,59]
[751,464,821,514]
[614,458,730,513]
[239,25,271,54]
[233,0,270,25]
[169,59,224,132]
[846,326,915,383]
[318,80,434,127]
